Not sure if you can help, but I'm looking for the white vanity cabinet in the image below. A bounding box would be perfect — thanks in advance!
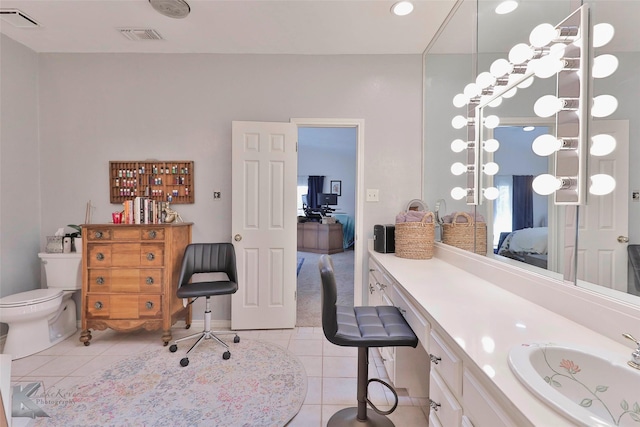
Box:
[368,257,430,398]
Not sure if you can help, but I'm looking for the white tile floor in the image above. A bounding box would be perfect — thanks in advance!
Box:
[9,325,429,427]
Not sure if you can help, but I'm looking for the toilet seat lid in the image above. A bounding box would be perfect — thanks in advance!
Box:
[0,288,63,307]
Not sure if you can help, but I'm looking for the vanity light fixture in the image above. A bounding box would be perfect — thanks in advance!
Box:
[391,1,414,16]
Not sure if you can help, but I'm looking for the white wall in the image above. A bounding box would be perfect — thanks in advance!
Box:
[0,35,41,299]
[1,49,423,322]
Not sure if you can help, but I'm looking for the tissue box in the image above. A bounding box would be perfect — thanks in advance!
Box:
[45,236,64,253]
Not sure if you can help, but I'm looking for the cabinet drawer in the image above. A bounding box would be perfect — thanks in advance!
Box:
[87,243,164,267]
[87,228,112,241]
[463,369,518,427]
[87,269,162,293]
[87,244,113,267]
[140,228,164,241]
[111,228,142,240]
[140,244,164,266]
[430,370,462,427]
[86,295,162,319]
[393,285,430,344]
[430,330,462,397]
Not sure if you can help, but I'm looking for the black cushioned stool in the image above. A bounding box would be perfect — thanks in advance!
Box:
[319,255,418,426]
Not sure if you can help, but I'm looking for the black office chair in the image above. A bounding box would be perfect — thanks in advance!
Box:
[318,255,418,427]
[169,243,240,366]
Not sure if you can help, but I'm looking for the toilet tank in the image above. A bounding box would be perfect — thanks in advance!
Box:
[38,253,82,290]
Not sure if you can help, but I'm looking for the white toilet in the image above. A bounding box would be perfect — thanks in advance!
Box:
[0,252,82,360]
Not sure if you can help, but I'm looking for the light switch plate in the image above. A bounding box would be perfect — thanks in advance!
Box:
[366,189,379,202]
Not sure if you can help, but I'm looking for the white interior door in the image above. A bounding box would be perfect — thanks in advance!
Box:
[231,121,298,329]
[576,120,629,292]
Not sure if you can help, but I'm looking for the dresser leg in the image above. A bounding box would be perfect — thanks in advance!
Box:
[80,329,92,346]
[162,330,172,346]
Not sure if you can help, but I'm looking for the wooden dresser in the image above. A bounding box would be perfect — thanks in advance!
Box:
[80,223,192,346]
[297,222,344,254]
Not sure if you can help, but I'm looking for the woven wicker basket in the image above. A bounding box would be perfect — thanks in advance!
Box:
[395,211,435,260]
[441,212,487,256]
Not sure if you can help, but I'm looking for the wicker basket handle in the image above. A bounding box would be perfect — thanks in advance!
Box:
[450,211,474,227]
[421,211,435,223]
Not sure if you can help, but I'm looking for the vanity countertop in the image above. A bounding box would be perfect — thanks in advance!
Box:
[369,247,634,426]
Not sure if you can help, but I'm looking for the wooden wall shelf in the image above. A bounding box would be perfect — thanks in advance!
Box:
[110,161,194,204]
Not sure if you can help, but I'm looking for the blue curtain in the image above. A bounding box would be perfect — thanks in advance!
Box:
[307,176,325,209]
[512,175,534,230]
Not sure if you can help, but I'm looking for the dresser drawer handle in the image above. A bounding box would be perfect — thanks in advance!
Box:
[94,301,103,310]
[94,231,103,239]
[429,354,441,365]
[146,276,154,285]
[146,253,155,261]
[96,276,105,285]
[148,230,157,239]
[429,399,441,412]
[145,301,154,309]
[369,284,375,294]
[96,253,105,261]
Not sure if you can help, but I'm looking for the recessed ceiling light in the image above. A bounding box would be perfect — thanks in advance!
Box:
[391,1,414,16]
[495,0,519,15]
[523,126,535,131]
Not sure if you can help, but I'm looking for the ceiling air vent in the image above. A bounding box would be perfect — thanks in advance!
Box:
[118,28,164,41]
[0,9,40,28]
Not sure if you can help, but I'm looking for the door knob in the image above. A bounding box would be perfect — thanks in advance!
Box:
[234,234,242,242]
[618,235,629,243]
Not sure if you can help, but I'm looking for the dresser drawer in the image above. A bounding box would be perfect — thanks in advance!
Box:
[430,330,462,398]
[88,243,164,267]
[430,370,462,427]
[87,228,112,241]
[86,295,162,319]
[140,228,165,241]
[140,244,164,266]
[87,269,162,293]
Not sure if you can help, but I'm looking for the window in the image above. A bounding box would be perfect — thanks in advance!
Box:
[493,175,512,248]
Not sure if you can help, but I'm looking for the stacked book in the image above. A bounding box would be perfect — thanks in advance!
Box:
[122,197,168,224]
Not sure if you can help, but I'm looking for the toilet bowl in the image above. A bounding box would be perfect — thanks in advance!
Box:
[0,252,82,360]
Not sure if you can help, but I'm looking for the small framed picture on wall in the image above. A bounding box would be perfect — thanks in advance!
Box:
[330,180,342,196]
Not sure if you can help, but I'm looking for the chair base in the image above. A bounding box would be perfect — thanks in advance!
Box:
[327,408,394,427]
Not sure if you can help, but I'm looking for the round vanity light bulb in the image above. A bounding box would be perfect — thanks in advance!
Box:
[593,54,619,79]
[451,187,467,200]
[484,115,500,129]
[483,138,500,153]
[451,115,468,129]
[533,55,564,79]
[483,162,499,176]
[502,86,518,99]
[453,93,469,108]
[476,72,496,89]
[534,95,563,118]
[532,134,561,156]
[451,139,468,153]
[517,76,535,89]
[484,187,500,200]
[590,134,617,156]
[463,83,481,99]
[591,94,618,118]
[509,43,534,64]
[451,162,468,176]
[391,1,414,16]
[548,43,567,59]
[490,58,513,78]
[495,0,518,14]
[589,174,616,195]
[593,23,615,48]
[532,174,561,196]
[529,23,558,48]
[487,96,503,108]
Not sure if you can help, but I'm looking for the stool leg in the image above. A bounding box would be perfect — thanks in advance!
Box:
[327,347,395,427]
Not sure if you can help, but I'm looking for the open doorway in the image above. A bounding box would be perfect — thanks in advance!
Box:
[295,126,357,327]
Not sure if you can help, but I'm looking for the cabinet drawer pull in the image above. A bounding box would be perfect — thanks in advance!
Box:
[148,230,157,239]
[369,284,375,294]
[94,301,103,310]
[96,276,105,285]
[378,282,387,290]
[94,231,103,239]
[146,276,154,285]
[146,252,155,261]
[96,253,105,261]
[429,354,441,365]
[146,301,154,309]
[429,399,441,411]
[397,307,407,315]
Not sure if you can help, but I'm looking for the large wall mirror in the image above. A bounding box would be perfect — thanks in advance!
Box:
[423,0,640,305]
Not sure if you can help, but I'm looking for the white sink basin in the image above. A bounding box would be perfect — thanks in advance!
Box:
[508,342,640,427]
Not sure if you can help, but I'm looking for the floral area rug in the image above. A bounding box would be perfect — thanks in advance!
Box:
[29,339,307,427]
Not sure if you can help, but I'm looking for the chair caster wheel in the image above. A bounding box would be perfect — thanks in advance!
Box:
[180,358,189,367]
[223,351,231,360]
[234,335,240,343]
[186,324,191,329]
[83,342,90,346]
[169,344,177,352]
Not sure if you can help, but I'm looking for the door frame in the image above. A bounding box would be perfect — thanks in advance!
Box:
[291,118,365,306]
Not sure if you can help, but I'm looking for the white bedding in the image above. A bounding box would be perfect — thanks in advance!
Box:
[499,227,548,255]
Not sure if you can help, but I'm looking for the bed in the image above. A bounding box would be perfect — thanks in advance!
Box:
[497,227,548,269]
